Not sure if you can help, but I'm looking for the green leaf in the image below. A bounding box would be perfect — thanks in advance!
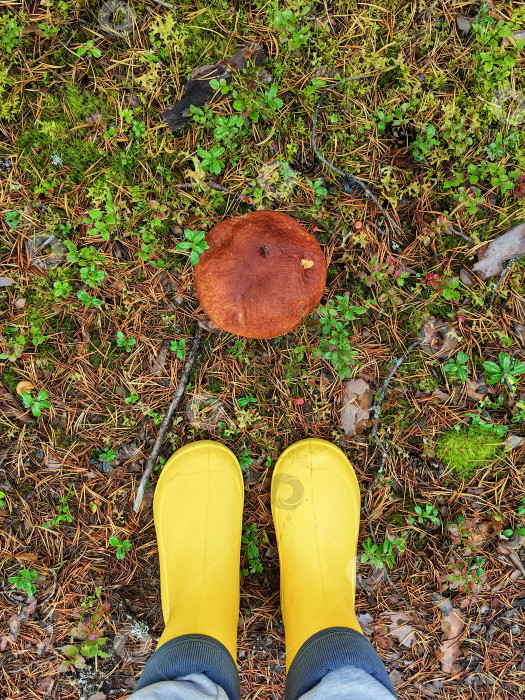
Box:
[175,241,193,251]
[502,529,514,537]
[190,250,199,266]
[499,352,511,372]
[20,391,33,408]
[108,535,120,546]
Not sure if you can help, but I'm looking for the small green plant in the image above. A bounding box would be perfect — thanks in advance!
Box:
[80,263,105,286]
[307,178,327,206]
[83,206,118,242]
[465,410,507,438]
[58,587,110,672]
[5,210,21,229]
[119,108,133,124]
[38,23,60,39]
[116,331,136,352]
[443,556,486,597]
[8,569,38,597]
[125,393,140,404]
[30,325,48,347]
[442,276,460,303]
[198,147,226,175]
[77,290,102,308]
[43,486,73,529]
[20,390,50,418]
[238,394,257,408]
[99,449,116,463]
[170,338,186,359]
[53,280,73,299]
[175,229,210,266]
[408,503,440,526]
[0,491,5,509]
[443,351,469,382]
[76,40,101,58]
[269,5,311,50]
[131,120,146,138]
[0,331,26,361]
[0,15,23,53]
[237,447,254,472]
[361,535,406,569]
[412,124,440,161]
[315,296,367,379]
[483,352,525,393]
[241,524,263,576]
[502,496,525,538]
[109,535,131,560]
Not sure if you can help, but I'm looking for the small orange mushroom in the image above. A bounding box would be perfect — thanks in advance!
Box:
[194,211,327,339]
[16,380,35,395]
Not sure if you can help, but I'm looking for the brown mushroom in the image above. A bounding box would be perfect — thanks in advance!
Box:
[194,211,327,339]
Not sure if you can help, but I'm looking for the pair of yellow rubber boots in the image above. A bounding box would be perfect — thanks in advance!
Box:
[155,438,361,670]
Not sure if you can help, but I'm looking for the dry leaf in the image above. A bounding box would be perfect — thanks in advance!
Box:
[341,379,374,436]
[357,612,374,636]
[436,607,465,673]
[150,341,170,376]
[373,623,392,650]
[419,318,458,359]
[472,222,525,279]
[162,44,266,132]
[387,612,416,647]
[36,677,53,692]
[466,379,489,401]
[301,259,314,269]
[0,388,34,424]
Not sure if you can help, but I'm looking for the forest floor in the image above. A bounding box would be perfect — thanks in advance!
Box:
[1,1,525,698]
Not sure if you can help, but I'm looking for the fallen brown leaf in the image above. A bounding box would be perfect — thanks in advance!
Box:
[419,318,458,358]
[162,44,266,132]
[472,222,525,279]
[436,607,465,673]
[341,378,374,436]
[387,612,416,647]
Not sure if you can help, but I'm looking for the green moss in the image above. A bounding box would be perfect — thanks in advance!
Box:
[436,426,503,477]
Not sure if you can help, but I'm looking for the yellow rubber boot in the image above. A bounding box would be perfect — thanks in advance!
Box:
[271,438,362,669]
[154,440,244,660]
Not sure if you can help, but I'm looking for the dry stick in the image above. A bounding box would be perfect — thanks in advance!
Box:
[448,226,474,244]
[173,181,255,206]
[489,254,525,305]
[363,340,421,602]
[370,339,421,474]
[133,324,203,512]
[311,84,404,239]
[151,0,175,8]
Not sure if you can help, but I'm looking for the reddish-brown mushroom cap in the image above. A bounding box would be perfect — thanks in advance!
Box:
[194,211,327,339]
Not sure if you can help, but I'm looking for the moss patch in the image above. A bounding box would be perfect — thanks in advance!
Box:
[436,426,503,478]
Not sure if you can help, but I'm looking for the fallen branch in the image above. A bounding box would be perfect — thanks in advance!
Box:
[489,254,525,305]
[133,324,203,512]
[311,80,404,239]
[370,339,420,472]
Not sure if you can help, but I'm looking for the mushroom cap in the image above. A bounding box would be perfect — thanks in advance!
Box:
[194,211,327,339]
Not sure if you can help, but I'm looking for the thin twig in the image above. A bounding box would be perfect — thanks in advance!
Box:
[133,324,203,512]
[489,254,525,305]
[449,226,474,244]
[311,83,404,239]
[150,0,174,8]
[173,181,254,205]
[40,568,57,607]
[370,339,421,467]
